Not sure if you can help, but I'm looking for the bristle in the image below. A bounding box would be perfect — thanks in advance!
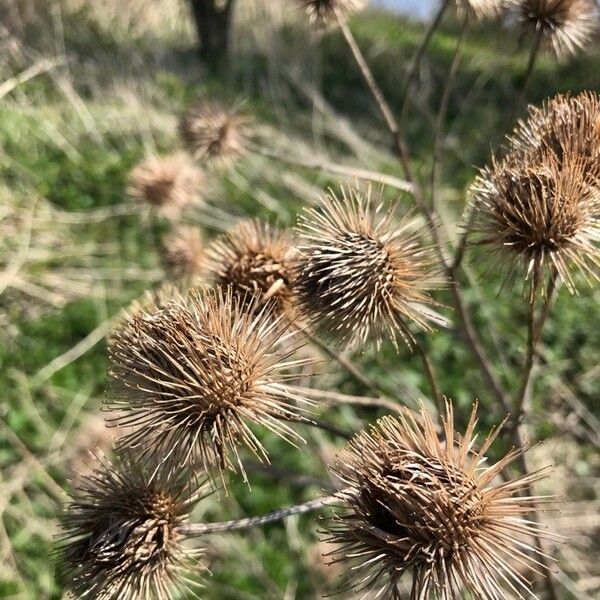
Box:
[298,0,365,27]
[162,225,204,280]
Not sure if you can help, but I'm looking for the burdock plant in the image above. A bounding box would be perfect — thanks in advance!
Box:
[326,403,554,599]
[295,186,441,348]
[55,0,600,597]
[107,287,311,483]
[57,452,205,599]
[205,219,297,318]
[126,153,204,219]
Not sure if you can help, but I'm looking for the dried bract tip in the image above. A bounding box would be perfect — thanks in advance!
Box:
[295,186,442,349]
[162,225,204,280]
[469,150,600,292]
[107,287,312,485]
[508,0,598,58]
[205,220,297,318]
[299,0,365,27]
[57,452,204,599]
[509,91,600,183]
[326,402,554,599]
[126,153,203,219]
[180,100,248,165]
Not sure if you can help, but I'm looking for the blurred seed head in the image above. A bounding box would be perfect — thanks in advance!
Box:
[294,186,442,349]
[205,219,297,319]
[509,91,600,183]
[57,451,204,599]
[180,100,248,165]
[507,0,598,58]
[162,225,205,280]
[453,0,504,19]
[298,0,365,27]
[107,287,311,485]
[469,150,600,292]
[126,153,203,219]
[326,402,554,600]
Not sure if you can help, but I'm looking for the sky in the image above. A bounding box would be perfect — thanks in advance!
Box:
[372,0,437,19]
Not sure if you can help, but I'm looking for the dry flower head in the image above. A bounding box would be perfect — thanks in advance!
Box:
[107,287,312,485]
[509,91,600,183]
[299,0,365,27]
[508,0,598,58]
[180,100,247,165]
[162,225,204,280]
[57,452,204,599]
[205,219,297,318]
[126,153,203,219]
[453,0,504,19]
[326,402,554,599]
[295,186,442,348]
[469,149,600,292]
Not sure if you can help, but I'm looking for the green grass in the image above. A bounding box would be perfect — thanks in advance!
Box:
[1,2,599,598]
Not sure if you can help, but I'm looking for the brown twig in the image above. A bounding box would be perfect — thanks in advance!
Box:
[411,336,443,412]
[178,495,338,536]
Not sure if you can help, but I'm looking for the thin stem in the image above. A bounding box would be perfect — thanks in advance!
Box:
[398,0,450,129]
[511,270,558,432]
[178,494,338,536]
[506,28,543,132]
[252,145,414,194]
[431,12,469,210]
[288,415,353,440]
[412,336,443,412]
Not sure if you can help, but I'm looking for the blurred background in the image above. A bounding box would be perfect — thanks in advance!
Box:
[1,1,599,598]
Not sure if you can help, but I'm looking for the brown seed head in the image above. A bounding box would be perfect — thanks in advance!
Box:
[469,149,600,291]
[205,220,297,319]
[452,0,504,19]
[126,153,203,219]
[509,91,600,183]
[57,452,204,599]
[107,287,311,484]
[298,0,365,27]
[180,100,247,165]
[508,0,598,58]
[294,186,442,348]
[326,402,554,599]
[162,225,204,280]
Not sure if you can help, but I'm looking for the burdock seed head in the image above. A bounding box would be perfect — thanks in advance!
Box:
[162,225,204,280]
[205,219,297,319]
[452,0,503,19]
[126,153,203,219]
[507,0,598,58]
[294,186,442,349]
[298,0,365,27]
[509,91,600,182]
[57,451,205,600]
[107,287,311,485]
[469,149,600,292]
[180,100,247,165]
[326,402,554,600]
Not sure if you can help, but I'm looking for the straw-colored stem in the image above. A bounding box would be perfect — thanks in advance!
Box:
[178,495,338,536]
[412,336,443,413]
